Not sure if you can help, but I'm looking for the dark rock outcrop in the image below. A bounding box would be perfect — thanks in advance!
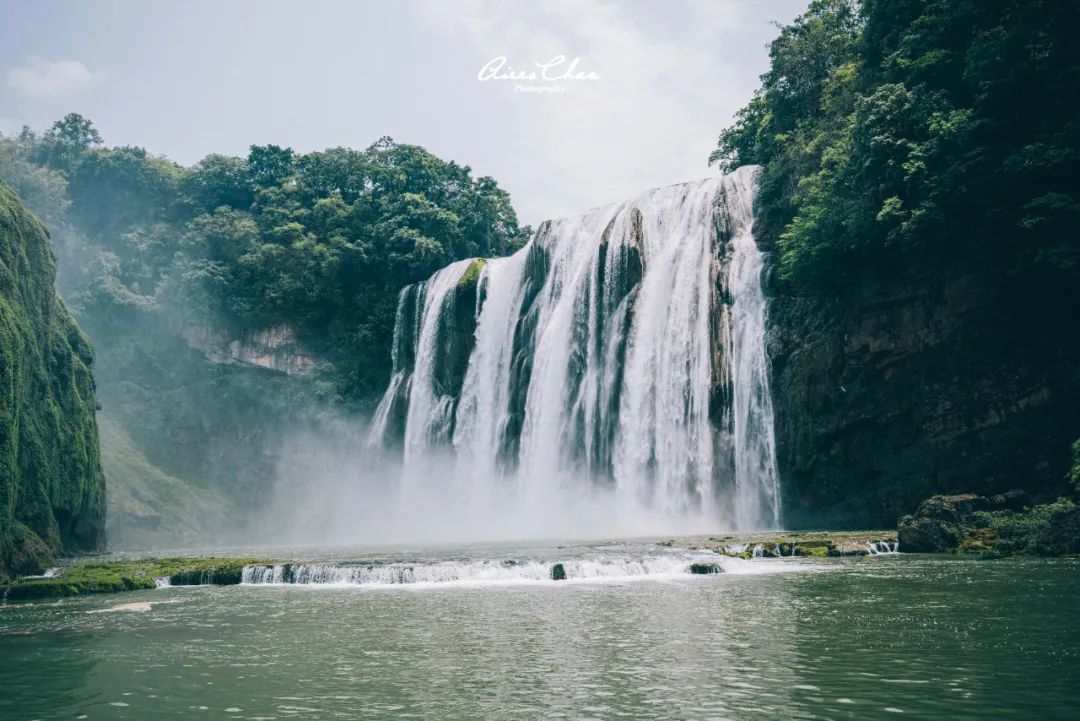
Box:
[689,562,724,575]
[549,563,566,581]
[898,494,996,552]
[769,267,1080,529]
[897,491,1080,556]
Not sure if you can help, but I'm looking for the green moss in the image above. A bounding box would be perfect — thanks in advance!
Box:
[898,487,1080,557]
[457,258,486,289]
[0,181,105,578]
[796,544,831,557]
[1,556,271,600]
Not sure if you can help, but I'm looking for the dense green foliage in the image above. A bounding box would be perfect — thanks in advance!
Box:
[0,182,105,579]
[716,0,1079,295]
[0,116,528,401]
[720,0,1080,528]
[974,498,1080,557]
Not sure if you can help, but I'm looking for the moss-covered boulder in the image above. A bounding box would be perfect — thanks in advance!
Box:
[0,182,105,580]
[898,485,1080,556]
[897,514,962,553]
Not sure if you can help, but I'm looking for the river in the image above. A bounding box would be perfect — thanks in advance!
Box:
[1,539,1077,720]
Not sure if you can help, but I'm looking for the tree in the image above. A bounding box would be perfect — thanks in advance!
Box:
[247,144,295,189]
[34,113,102,173]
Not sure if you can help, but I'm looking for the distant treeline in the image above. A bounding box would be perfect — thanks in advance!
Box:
[0,117,529,401]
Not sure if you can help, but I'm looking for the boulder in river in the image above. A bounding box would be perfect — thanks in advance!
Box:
[689,562,724,575]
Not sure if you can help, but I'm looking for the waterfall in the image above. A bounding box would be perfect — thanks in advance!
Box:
[369,166,780,531]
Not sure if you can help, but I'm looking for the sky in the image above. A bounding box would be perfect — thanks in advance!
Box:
[0,0,807,226]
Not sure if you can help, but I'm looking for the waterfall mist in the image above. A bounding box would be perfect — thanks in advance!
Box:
[260,433,729,546]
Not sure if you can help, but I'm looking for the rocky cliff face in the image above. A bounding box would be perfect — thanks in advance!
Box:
[769,263,1080,529]
[0,182,105,578]
[183,324,317,375]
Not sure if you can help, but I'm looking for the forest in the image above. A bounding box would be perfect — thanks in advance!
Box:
[0,115,528,402]
[715,0,1079,544]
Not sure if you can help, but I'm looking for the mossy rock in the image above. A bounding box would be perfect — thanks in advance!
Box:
[550,563,566,581]
[457,258,486,289]
[0,182,106,578]
[898,514,961,552]
[794,544,831,558]
[2,556,271,600]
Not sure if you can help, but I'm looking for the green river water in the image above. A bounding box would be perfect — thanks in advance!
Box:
[1,540,1077,720]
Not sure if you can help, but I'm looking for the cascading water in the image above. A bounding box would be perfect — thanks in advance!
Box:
[368,166,780,533]
[238,552,796,588]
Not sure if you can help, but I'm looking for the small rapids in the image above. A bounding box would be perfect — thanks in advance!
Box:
[867,540,900,555]
[239,553,798,588]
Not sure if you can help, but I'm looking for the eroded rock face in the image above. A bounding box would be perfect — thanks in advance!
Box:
[898,514,962,553]
[184,324,317,375]
[770,267,1079,529]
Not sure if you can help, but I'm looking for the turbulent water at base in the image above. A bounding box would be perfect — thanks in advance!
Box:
[239,553,772,587]
[369,166,780,532]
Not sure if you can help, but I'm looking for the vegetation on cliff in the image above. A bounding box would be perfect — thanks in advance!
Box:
[717,0,1080,526]
[0,116,528,401]
[0,181,105,580]
[898,485,1080,557]
[0,118,529,545]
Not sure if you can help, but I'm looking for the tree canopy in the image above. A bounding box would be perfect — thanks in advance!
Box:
[715,0,1080,295]
[0,115,530,401]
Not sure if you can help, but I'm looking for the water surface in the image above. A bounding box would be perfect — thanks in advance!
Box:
[2,541,1076,720]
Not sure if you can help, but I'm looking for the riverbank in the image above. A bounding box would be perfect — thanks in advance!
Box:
[899,493,1080,556]
[2,532,899,601]
[1,557,272,601]
[660,530,898,558]
[5,513,1074,604]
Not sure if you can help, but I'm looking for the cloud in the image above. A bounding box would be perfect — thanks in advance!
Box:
[7,57,102,98]
[410,0,795,225]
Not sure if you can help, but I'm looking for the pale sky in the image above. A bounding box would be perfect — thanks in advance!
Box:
[0,0,806,226]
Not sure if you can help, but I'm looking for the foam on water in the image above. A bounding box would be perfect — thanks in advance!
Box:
[239,552,808,589]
